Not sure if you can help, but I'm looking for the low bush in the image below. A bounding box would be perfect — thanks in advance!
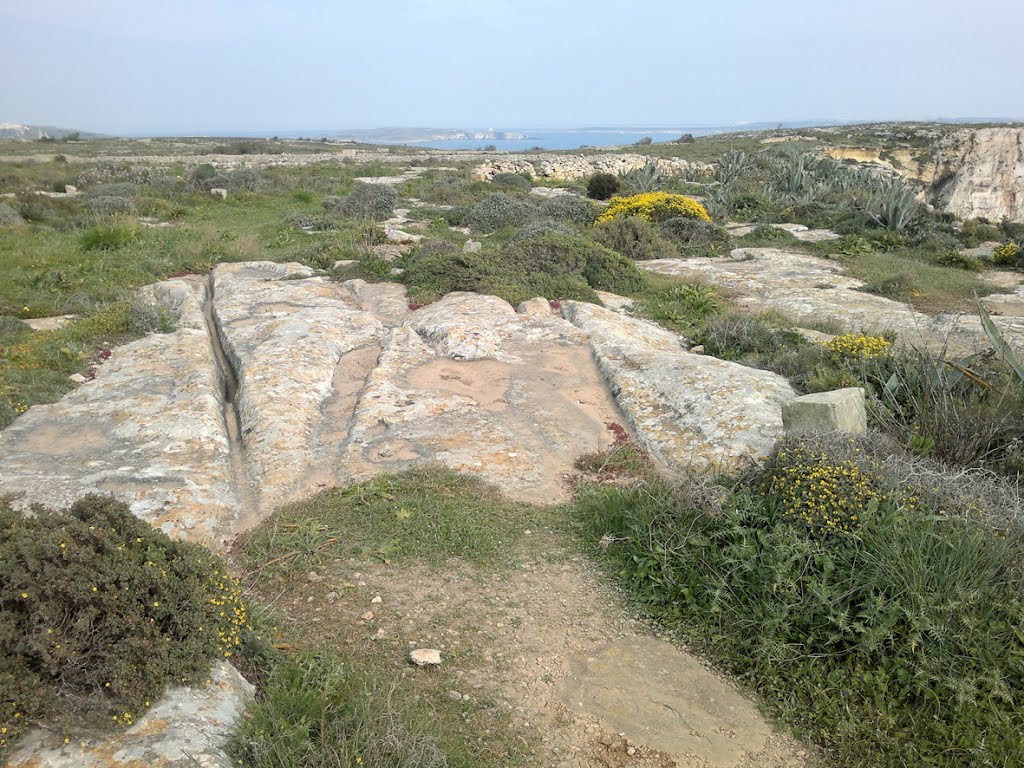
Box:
[595,192,711,225]
[0,496,250,753]
[510,218,577,242]
[578,433,1024,768]
[490,172,533,195]
[84,195,138,217]
[226,168,268,194]
[0,202,23,226]
[504,233,646,297]
[992,242,1021,267]
[16,193,83,230]
[465,193,536,232]
[659,216,730,254]
[592,216,678,261]
[538,194,598,226]
[228,652,450,768]
[635,281,721,338]
[80,218,139,250]
[586,172,620,200]
[329,183,397,221]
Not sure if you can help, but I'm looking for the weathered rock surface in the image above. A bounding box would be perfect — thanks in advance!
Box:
[783,387,868,435]
[7,662,252,768]
[0,278,245,547]
[472,153,713,182]
[930,127,1024,223]
[561,301,795,472]
[558,637,772,767]
[640,248,1024,355]
[0,262,807,548]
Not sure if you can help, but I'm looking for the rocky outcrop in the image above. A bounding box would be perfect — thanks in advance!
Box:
[7,662,252,768]
[0,264,806,549]
[639,249,1024,355]
[562,302,794,472]
[929,127,1024,222]
[472,153,713,182]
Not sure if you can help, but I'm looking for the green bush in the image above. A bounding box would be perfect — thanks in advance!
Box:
[465,193,536,232]
[504,233,646,296]
[659,216,730,254]
[586,172,620,200]
[490,172,533,195]
[16,193,83,230]
[992,242,1021,267]
[0,496,250,753]
[538,194,598,226]
[578,435,1024,768]
[593,216,678,261]
[0,202,23,226]
[80,218,139,250]
[84,195,138,217]
[228,652,450,768]
[330,183,397,221]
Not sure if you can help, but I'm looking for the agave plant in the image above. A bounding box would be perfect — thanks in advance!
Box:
[715,149,752,186]
[864,181,920,231]
[619,159,663,193]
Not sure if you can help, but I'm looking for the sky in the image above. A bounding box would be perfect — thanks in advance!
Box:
[1,0,1022,135]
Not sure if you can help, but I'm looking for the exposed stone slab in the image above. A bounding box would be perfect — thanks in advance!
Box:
[783,387,867,435]
[0,278,243,547]
[8,662,252,768]
[639,248,1024,355]
[561,301,795,472]
[210,262,387,512]
[557,637,772,767]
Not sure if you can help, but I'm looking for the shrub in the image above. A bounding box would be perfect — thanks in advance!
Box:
[76,163,152,187]
[592,216,678,261]
[637,282,721,337]
[16,193,83,230]
[226,168,268,193]
[763,445,884,537]
[228,652,450,768]
[579,436,1024,768]
[490,172,533,195]
[538,194,598,226]
[595,192,711,225]
[933,250,982,271]
[465,193,536,232]
[659,216,729,254]
[0,202,23,226]
[0,496,249,753]
[821,333,892,360]
[586,172,620,200]
[504,233,646,296]
[992,242,1021,267]
[80,218,139,250]
[510,218,577,243]
[329,183,397,220]
[84,195,137,217]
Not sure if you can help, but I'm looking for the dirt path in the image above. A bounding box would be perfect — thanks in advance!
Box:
[252,532,818,768]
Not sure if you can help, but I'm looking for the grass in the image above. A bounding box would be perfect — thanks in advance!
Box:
[574,434,1024,768]
[237,465,558,572]
[229,464,559,767]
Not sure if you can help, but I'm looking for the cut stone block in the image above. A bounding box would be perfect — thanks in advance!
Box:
[782,387,867,435]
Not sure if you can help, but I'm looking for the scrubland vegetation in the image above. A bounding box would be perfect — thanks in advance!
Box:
[2,131,1023,767]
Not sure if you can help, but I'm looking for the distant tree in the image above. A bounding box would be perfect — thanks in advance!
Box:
[634,136,653,146]
[482,144,497,151]
[675,133,695,144]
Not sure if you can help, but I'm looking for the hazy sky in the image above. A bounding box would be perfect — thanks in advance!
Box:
[2,0,1021,135]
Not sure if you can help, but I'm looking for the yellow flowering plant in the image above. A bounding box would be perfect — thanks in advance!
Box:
[595,192,712,225]
[821,333,892,360]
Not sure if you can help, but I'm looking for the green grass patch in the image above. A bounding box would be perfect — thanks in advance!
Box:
[575,435,1024,768]
[227,648,530,768]
[238,465,557,572]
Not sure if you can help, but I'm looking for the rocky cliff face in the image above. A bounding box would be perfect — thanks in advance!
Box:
[929,127,1024,222]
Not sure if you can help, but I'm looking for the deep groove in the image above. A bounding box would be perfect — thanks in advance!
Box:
[202,274,258,524]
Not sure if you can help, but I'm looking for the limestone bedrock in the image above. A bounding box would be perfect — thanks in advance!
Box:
[0,262,797,547]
